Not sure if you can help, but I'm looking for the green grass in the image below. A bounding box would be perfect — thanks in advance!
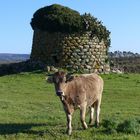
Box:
[0,72,140,139]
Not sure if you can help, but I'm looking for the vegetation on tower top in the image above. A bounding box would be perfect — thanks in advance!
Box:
[30,4,111,47]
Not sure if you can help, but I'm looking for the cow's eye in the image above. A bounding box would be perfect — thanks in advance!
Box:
[56,78,59,83]
[53,77,58,83]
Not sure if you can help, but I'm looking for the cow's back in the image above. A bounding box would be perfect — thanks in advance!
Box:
[65,73,104,107]
[81,73,103,106]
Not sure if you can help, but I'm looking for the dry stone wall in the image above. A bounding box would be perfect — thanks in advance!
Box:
[31,29,110,73]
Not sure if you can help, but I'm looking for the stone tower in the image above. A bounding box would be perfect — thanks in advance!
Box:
[30,4,110,73]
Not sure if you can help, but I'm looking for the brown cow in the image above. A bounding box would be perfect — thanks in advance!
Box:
[47,71,104,135]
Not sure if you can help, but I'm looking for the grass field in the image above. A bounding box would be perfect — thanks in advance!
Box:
[0,72,140,140]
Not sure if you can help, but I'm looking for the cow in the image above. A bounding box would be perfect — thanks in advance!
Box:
[47,71,104,135]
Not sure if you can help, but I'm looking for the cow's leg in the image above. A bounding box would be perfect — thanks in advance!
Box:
[89,106,94,125]
[94,100,101,127]
[63,101,74,135]
[80,105,88,129]
[66,113,73,135]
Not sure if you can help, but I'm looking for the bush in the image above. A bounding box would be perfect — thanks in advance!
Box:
[117,119,140,135]
[31,4,82,33]
[81,13,110,46]
[102,117,119,134]
[30,4,110,47]
[102,118,140,135]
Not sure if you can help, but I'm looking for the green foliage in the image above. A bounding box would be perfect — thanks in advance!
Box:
[102,117,119,134]
[31,4,110,47]
[102,117,140,135]
[31,4,82,33]
[81,13,111,47]
[117,119,140,134]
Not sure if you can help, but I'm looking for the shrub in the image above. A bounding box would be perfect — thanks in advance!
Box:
[102,117,119,134]
[102,117,140,135]
[81,13,110,47]
[117,118,140,135]
[31,4,82,33]
[30,4,110,47]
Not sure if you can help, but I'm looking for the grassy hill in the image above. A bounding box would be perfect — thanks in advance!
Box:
[0,72,140,139]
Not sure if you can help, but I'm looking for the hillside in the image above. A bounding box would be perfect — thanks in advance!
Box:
[109,51,140,73]
[0,53,30,64]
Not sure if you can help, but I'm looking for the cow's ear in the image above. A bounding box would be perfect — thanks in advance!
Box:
[66,74,74,82]
[46,76,53,83]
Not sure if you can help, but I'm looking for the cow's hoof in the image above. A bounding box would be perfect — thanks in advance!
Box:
[82,123,88,130]
[66,129,72,136]
[83,125,88,130]
[89,120,94,126]
[88,124,94,127]
[95,122,100,128]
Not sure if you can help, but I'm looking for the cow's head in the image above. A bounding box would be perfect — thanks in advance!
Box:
[46,71,74,96]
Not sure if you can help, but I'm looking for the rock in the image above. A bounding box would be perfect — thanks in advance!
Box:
[72,52,77,56]
[81,55,85,59]
[46,66,51,72]
[83,49,88,52]
[81,61,86,65]
[84,45,90,48]
[50,66,58,72]
[86,65,91,69]
[83,40,89,44]
[89,62,94,65]
[88,42,93,45]
[111,68,123,74]
[77,39,81,43]
[78,59,82,62]
[79,45,83,49]
[91,55,95,59]
[100,65,104,69]
[85,59,89,63]
[78,52,84,56]
[96,45,100,49]
[75,49,81,53]
[68,36,72,40]
[98,69,103,73]
[74,37,79,40]
[84,69,90,73]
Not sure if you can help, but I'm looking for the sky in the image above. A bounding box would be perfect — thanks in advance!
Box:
[0,0,140,54]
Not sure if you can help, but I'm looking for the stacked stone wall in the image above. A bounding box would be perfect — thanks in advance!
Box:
[31,30,110,73]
